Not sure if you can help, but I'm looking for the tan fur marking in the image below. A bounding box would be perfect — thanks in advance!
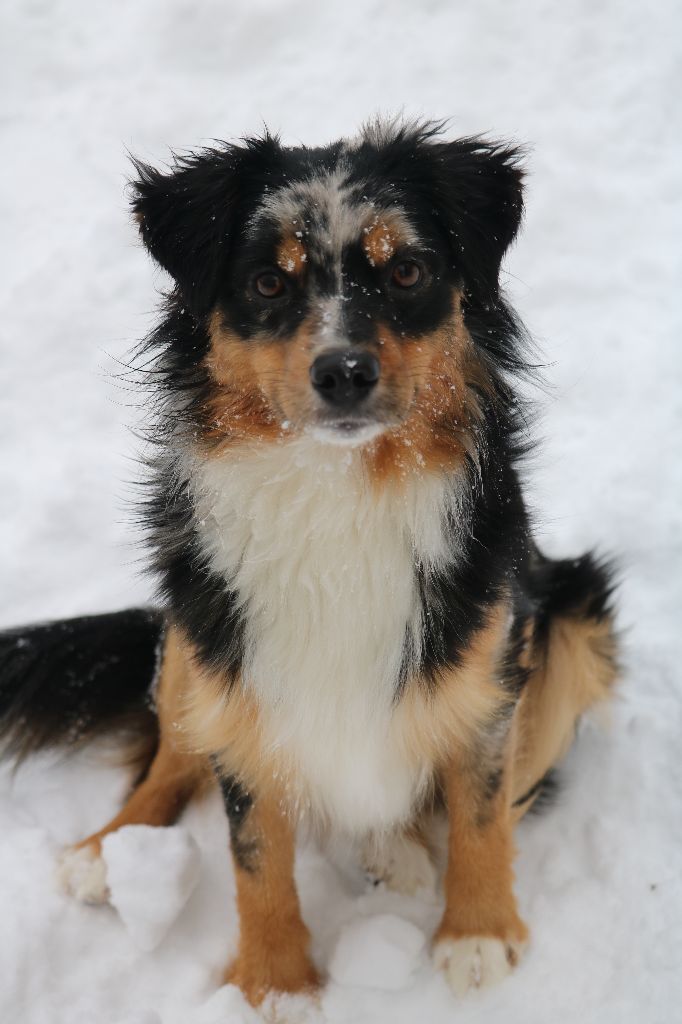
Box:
[363,292,492,483]
[511,611,617,818]
[205,310,343,448]
[362,217,405,267]
[276,234,307,276]
[435,795,528,948]
[188,683,277,798]
[226,789,319,1005]
[394,600,513,774]
[203,312,284,447]
[435,718,528,949]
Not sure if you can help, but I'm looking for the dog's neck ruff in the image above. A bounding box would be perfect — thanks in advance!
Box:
[189,437,468,833]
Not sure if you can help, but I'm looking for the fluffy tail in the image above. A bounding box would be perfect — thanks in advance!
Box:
[534,548,618,713]
[513,551,618,812]
[532,551,617,635]
[0,608,163,765]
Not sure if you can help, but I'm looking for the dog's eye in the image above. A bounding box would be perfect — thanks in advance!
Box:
[390,261,422,289]
[253,272,286,298]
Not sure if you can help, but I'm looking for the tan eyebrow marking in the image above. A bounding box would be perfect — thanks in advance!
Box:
[362,216,406,268]
[276,234,308,275]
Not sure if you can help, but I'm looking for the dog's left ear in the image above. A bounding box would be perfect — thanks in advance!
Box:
[429,138,525,296]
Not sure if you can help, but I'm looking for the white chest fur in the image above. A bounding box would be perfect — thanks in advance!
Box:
[189,439,463,835]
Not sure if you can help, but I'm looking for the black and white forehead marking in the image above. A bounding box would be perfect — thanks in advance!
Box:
[242,159,432,347]
[249,160,419,287]
[220,126,479,345]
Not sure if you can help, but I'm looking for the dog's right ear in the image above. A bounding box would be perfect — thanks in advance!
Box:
[130,147,242,317]
[130,137,279,317]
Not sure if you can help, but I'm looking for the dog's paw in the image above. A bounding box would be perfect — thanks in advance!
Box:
[225,954,321,1009]
[433,934,526,997]
[260,989,323,1024]
[57,843,109,905]
[363,831,437,896]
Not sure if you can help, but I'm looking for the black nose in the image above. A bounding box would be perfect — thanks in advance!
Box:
[309,349,380,408]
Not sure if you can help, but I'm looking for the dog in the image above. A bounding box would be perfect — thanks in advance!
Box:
[0,119,617,1007]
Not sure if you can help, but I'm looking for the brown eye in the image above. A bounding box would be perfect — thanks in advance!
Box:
[254,272,285,298]
[391,260,422,289]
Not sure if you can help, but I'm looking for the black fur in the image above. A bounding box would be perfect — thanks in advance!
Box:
[512,768,560,814]
[530,550,616,631]
[216,772,258,873]
[415,411,532,684]
[0,609,162,761]
[141,467,246,677]
[131,134,288,319]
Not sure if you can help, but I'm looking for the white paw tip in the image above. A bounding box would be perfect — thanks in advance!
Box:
[364,835,437,896]
[434,935,523,997]
[261,990,323,1024]
[389,841,437,896]
[57,844,109,905]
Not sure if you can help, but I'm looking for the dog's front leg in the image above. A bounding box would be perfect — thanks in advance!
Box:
[433,734,528,997]
[216,773,319,1007]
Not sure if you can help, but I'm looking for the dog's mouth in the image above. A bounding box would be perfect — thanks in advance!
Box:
[298,391,410,448]
[305,416,388,447]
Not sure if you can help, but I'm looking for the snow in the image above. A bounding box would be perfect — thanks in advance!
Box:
[58,842,110,905]
[1,1,681,1023]
[103,826,202,951]
[327,914,426,991]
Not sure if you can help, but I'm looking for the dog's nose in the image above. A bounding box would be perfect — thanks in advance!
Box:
[309,349,380,408]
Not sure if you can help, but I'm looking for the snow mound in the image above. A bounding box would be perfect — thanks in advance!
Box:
[57,843,109,904]
[102,825,201,951]
[328,913,426,991]
[190,985,262,1024]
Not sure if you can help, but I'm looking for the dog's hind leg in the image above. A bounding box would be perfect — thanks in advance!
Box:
[59,626,209,903]
[58,737,208,903]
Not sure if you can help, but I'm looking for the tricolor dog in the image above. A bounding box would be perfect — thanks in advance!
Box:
[0,120,617,1006]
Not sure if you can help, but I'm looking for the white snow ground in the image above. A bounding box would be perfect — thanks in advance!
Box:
[1,1,681,1021]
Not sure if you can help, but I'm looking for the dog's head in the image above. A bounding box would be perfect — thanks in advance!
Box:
[132,121,524,461]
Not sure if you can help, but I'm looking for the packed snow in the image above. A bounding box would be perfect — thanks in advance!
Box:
[1,1,681,1022]
[102,826,202,951]
[327,914,427,991]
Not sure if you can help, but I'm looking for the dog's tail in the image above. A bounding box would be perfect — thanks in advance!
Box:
[532,551,617,638]
[0,608,164,768]
[512,550,618,813]
[535,547,618,726]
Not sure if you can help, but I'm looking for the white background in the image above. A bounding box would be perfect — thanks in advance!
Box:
[1,1,681,1022]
